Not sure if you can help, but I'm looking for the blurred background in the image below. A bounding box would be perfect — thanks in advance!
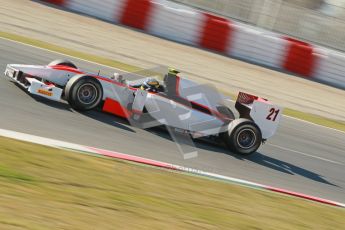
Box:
[172,0,345,51]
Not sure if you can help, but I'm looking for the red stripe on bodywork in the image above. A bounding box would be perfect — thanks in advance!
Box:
[103,98,132,119]
[237,92,258,105]
[175,76,181,97]
[175,76,230,122]
[50,64,228,121]
[44,0,65,6]
[49,65,128,87]
[49,65,84,74]
[93,75,127,87]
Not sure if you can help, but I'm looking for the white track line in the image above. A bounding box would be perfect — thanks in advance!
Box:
[0,127,344,207]
[268,143,344,166]
[283,115,345,135]
[1,36,344,135]
[0,37,125,72]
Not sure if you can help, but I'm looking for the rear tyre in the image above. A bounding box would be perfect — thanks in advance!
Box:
[65,74,103,111]
[48,59,77,69]
[222,119,262,155]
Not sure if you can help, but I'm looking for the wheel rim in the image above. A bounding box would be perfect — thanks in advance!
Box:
[77,83,98,105]
[236,128,256,149]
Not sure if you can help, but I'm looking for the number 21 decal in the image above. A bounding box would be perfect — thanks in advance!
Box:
[266,108,280,121]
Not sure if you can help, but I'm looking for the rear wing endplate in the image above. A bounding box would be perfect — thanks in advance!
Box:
[236,92,283,139]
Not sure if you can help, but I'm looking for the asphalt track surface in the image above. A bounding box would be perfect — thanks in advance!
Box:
[1,38,345,203]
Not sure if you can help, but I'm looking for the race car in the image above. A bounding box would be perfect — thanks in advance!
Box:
[3,59,283,155]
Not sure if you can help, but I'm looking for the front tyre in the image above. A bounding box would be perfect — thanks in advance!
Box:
[223,119,262,155]
[48,59,78,69]
[65,74,103,111]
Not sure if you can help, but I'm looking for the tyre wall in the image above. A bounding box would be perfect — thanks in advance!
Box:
[41,0,345,88]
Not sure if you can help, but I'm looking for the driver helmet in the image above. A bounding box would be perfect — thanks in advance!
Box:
[141,78,161,92]
[168,68,180,76]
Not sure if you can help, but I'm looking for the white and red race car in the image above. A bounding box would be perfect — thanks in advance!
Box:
[4,59,282,155]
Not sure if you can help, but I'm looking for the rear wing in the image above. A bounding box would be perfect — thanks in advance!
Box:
[235,92,283,139]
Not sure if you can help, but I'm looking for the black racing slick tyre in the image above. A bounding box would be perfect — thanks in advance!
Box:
[223,118,262,156]
[65,74,103,111]
[48,59,78,69]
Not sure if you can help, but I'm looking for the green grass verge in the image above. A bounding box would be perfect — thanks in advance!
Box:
[284,108,345,132]
[0,136,344,229]
[0,31,140,72]
[1,31,345,132]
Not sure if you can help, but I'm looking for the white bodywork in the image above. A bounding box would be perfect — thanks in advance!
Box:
[144,93,225,136]
[27,78,63,101]
[250,101,282,139]
[4,63,282,139]
[6,64,74,86]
